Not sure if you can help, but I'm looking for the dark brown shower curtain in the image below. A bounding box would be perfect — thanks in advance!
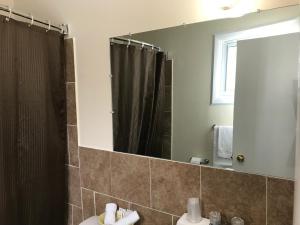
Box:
[111,42,166,157]
[0,16,67,225]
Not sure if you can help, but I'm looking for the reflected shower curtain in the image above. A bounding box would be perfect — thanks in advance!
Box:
[111,42,166,157]
[0,16,67,225]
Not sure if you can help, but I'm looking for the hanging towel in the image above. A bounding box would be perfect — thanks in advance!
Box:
[216,126,233,159]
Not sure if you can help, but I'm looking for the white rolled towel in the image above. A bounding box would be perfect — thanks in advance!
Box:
[104,203,117,225]
[113,211,140,225]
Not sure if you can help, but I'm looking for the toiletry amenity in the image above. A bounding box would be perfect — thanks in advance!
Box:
[118,208,127,218]
[122,209,134,218]
[209,211,221,225]
[177,214,210,225]
[99,209,139,225]
[113,211,140,225]
[231,217,244,225]
[104,203,118,225]
[116,208,135,220]
[187,198,202,223]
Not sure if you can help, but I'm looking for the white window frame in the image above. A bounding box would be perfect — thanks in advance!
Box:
[212,18,300,105]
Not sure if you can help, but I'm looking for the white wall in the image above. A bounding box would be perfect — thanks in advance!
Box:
[6,0,297,150]
[0,0,13,7]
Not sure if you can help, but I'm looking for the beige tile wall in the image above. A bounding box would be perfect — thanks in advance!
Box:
[65,38,295,225]
[65,38,83,225]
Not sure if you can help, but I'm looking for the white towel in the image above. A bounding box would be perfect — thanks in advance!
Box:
[104,203,117,225]
[113,211,140,225]
[216,126,233,159]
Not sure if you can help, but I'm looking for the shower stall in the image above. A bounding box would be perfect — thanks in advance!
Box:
[0,6,69,225]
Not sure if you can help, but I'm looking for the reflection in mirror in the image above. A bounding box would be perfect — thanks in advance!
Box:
[110,5,300,179]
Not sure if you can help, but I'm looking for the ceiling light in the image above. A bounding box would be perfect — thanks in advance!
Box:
[216,0,240,10]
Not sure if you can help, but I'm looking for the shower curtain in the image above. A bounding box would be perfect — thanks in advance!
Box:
[111,42,166,157]
[0,16,67,225]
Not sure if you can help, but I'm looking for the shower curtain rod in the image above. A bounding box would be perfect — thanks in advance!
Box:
[0,5,68,34]
[111,37,161,51]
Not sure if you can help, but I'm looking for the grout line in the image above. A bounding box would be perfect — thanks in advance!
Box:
[130,201,177,217]
[67,123,77,126]
[200,166,202,200]
[91,190,131,205]
[266,176,268,225]
[76,126,81,169]
[109,152,113,194]
[149,158,152,208]
[78,139,84,216]
[68,163,80,168]
[81,187,94,192]
[72,204,84,221]
[68,164,80,169]
[67,124,77,127]
[71,204,74,225]
[80,188,84,220]
[68,203,81,208]
[93,191,97,216]
[67,126,71,165]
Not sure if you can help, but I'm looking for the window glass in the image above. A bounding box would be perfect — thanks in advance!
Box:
[225,43,237,94]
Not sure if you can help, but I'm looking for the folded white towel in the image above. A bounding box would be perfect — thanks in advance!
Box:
[104,203,117,225]
[217,126,233,159]
[113,211,140,225]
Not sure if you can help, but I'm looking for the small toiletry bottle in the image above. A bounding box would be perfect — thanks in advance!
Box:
[209,211,221,225]
[231,217,244,225]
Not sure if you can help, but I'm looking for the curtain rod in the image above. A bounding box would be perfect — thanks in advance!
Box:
[0,5,69,34]
[111,37,161,51]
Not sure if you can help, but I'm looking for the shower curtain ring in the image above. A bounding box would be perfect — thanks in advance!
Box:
[127,39,131,48]
[140,43,145,49]
[60,24,64,34]
[28,15,34,27]
[46,20,51,32]
[5,8,12,22]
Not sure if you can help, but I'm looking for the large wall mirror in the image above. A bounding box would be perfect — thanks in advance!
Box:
[110,5,300,180]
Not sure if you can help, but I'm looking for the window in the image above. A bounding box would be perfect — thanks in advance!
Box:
[212,40,237,104]
[224,42,237,94]
[211,18,300,104]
